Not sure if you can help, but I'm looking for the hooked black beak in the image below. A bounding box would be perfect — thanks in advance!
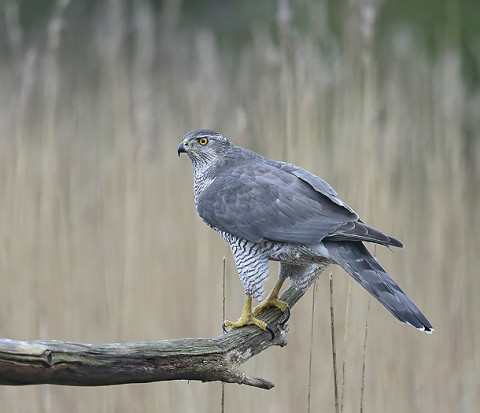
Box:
[177,141,187,157]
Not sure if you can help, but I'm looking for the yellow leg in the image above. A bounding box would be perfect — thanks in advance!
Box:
[223,295,269,332]
[252,279,289,316]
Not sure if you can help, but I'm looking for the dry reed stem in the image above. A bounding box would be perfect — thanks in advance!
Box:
[329,272,339,413]
[307,279,319,413]
[359,246,375,412]
[360,298,371,413]
[340,278,352,413]
[221,257,226,413]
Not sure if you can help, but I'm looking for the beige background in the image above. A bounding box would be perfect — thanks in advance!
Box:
[1,1,479,412]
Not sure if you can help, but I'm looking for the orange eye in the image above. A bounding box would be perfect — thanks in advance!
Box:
[198,137,208,146]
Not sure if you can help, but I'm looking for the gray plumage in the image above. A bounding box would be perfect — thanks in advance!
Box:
[178,129,433,333]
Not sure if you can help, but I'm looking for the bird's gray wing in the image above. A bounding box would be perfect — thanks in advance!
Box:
[196,161,360,244]
[270,160,352,210]
[270,160,403,247]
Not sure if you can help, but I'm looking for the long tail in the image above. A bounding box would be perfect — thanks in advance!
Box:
[324,241,433,333]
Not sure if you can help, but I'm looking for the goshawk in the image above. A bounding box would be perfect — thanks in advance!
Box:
[178,129,433,335]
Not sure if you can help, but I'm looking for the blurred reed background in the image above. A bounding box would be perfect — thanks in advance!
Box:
[0,0,479,412]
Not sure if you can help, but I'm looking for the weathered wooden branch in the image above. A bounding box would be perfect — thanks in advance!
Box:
[0,274,322,390]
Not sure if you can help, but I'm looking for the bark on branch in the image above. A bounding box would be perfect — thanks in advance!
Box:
[0,277,321,390]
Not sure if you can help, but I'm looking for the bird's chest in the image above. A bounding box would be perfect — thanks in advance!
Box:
[218,230,328,266]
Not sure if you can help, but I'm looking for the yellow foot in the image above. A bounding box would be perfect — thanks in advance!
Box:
[252,297,289,317]
[222,295,275,339]
[223,314,268,332]
[252,278,290,318]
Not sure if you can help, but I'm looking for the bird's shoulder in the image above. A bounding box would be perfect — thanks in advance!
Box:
[205,147,353,213]
[203,148,296,192]
[206,145,263,174]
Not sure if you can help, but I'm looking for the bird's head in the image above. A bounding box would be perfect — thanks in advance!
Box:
[178,129,233,169]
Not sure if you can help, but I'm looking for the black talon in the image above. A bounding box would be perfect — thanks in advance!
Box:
[265,324,275,340]
[280,306,291,326]
[221,322,228,333]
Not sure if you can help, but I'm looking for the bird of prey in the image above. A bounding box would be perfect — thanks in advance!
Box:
[178,129,433,336]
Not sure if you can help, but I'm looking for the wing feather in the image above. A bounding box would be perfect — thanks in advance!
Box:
[197,154,401,247]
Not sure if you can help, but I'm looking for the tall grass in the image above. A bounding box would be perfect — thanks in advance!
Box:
[1,1,479,412]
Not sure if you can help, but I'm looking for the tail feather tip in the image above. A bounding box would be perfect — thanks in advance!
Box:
[406,321,434,334]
